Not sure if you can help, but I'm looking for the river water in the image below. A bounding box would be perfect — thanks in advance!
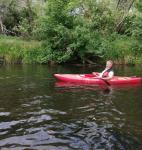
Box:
[0,65,142,150]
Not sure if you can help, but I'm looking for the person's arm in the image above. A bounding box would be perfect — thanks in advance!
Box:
[102,71,114,80]
[92,72,100,76]
[93,70,105,77]
[99,70,106,78]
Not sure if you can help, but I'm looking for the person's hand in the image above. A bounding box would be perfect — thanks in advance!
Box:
[92,72,99,76]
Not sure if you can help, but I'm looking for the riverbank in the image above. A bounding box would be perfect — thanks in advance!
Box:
[0,35,142,65]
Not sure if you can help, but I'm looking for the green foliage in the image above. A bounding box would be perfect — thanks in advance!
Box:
[0,0,40,37]
[127,0,142,41]
[0,0,22,31]
[101,34,142,64]
[131,14,142,41]
[35,0,117,63]
[0,35,42,64]
[1,0,142,64]
[16,1,38,38]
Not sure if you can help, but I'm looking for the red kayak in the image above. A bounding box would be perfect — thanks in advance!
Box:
[54,74,141,85]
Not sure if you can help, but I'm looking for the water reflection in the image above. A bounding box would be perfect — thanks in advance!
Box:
[0,65,142,149]
[55,81,141,95]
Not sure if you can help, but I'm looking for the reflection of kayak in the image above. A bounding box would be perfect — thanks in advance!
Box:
[55,81,141,89]
[54,74,142,85]
[55,81,141,95]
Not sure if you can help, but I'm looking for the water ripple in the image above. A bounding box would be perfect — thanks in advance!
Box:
[0,65,142,149]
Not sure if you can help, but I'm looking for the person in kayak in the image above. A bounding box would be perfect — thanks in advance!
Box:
[93,60,114,80]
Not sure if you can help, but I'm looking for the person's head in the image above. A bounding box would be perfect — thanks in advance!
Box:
[106,60,113,69]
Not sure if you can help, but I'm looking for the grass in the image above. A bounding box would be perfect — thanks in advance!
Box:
[103,35,142,65]
[0,35,142,65]
[0,35,42,64]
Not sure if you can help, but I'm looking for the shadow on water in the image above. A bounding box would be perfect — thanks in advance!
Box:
[0,65,142,149]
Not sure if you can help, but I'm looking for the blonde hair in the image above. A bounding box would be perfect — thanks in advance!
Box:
[107,60,113,65]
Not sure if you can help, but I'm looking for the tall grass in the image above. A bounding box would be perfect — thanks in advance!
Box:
[103,35,142,65]
[0,35,43,64]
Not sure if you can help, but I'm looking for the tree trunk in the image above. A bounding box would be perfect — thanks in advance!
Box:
[128,0,135,11]
[116,0,121,9]
[0,16,4,33]
[116,0,135,33]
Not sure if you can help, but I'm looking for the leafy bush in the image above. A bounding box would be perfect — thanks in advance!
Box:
[35,0,116,64]
[1,0,142,65]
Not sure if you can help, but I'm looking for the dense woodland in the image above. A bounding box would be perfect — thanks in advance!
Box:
[0,0,142,64]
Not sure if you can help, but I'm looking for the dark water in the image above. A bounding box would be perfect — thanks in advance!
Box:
[0,65,142,150]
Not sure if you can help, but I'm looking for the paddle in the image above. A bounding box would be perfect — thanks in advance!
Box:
[93,73,111,86]
[95,77,111,86]
[84,74,111,86]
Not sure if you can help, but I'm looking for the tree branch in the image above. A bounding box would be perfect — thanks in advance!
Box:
[116,0,136,33]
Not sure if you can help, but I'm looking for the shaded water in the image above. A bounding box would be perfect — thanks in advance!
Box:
[0,65,142,150]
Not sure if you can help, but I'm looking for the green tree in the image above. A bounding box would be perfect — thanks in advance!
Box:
[131,0,142,41]
[0,0,21,35]
[0,0,43,37]
[35,0,117,63]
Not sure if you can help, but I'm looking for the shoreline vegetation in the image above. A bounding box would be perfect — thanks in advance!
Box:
[0,0,142,65]
[1,35,142,65]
